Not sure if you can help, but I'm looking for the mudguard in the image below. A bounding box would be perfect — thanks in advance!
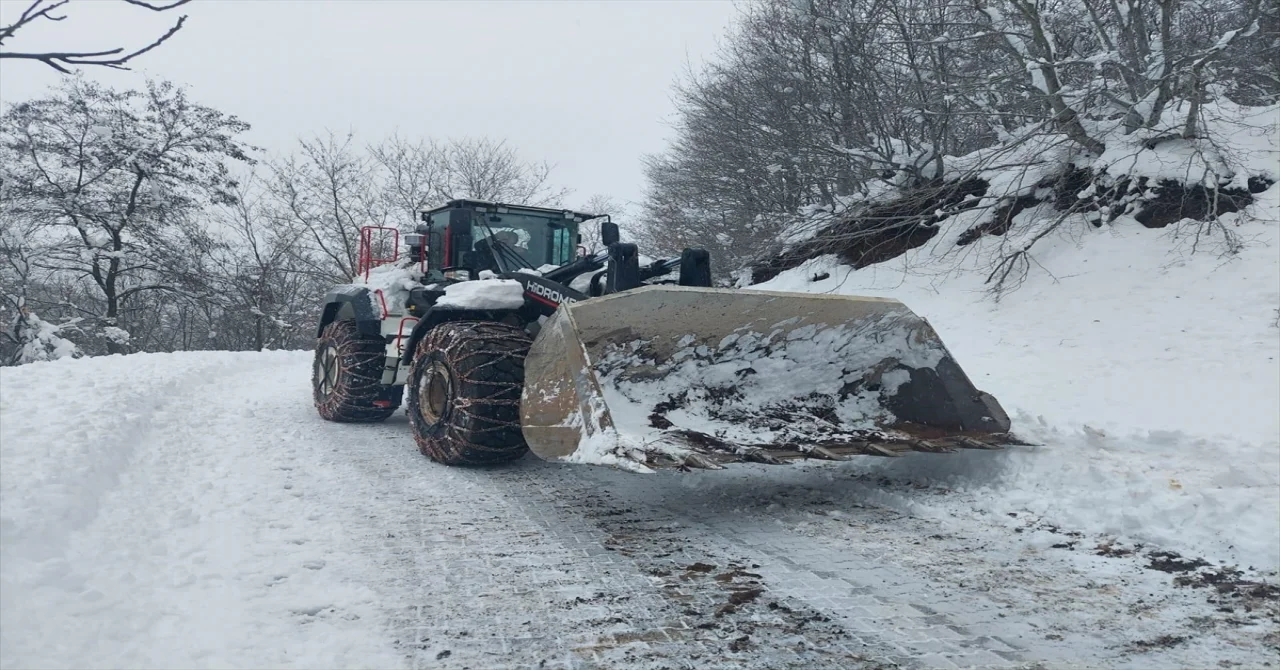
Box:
[316,285,382,338]
[401,273,590,364]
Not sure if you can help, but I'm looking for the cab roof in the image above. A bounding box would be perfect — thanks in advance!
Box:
[421,199,604,222]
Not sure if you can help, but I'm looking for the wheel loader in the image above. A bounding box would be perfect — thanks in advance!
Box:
[312,199,1016,472]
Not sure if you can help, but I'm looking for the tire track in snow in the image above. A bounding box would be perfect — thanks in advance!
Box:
[317,416,883,668]
[247,355,1276,670]
[508,463,1042,670]
[563,463,1278,669]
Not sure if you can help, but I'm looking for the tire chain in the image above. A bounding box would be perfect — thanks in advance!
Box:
[313,320,400,422]
[410,321,531,465]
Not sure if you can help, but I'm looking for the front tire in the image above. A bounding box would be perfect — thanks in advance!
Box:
[313,320,401,422]
[407,321,532,465]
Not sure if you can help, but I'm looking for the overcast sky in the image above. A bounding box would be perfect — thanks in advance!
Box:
[0,0,740,214]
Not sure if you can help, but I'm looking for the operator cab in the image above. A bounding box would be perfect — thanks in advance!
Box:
[417,200,601,279]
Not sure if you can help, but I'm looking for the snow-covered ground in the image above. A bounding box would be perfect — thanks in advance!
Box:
[748,100,1280,576]
[3,346,1278,669]
[0,352,402,669]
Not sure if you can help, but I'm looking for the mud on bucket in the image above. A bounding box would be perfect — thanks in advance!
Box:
[520,285,1012,471]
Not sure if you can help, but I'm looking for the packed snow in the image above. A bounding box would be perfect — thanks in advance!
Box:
[2,346,1275,668]
[433,278,526,310]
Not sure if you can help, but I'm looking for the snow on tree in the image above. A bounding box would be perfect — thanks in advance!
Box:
[0,77,255,355]
[7,300,80,364]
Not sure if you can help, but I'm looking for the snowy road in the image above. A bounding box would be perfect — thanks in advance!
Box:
[2,351,1277,669]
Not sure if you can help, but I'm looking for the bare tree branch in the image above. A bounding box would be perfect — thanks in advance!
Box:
[0,0,189,73]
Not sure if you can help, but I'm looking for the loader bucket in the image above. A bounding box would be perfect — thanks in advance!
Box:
[520,285,1013,472]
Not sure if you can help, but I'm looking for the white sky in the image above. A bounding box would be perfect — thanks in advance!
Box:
[0,0,740,213]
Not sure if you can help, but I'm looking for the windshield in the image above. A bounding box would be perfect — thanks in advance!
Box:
[469,210,577,272]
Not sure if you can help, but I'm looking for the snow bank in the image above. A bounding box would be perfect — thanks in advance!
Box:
[959,98,1280,210]
[751,178,1280,569]
[860,419,1280,573]
[434,278,525,310]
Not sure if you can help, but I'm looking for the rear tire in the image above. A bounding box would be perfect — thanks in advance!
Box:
[407,321,531,465]
[313,320,401,422]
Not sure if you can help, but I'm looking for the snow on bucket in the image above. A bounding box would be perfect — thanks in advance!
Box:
[520,285,1012,471]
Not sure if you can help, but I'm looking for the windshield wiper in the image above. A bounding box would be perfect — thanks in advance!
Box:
[475,216,535,271]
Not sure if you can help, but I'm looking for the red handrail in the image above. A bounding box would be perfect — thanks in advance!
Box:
[395,317,419,356]
[357,226,400,281]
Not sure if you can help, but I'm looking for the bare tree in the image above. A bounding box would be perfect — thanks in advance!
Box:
[267,131,390,284]
[370,133,448,229]
[0,0,190,73]
[437,137,570,206]
[0,77,254,354]
[267,130,572,283]
[203,172,318,351]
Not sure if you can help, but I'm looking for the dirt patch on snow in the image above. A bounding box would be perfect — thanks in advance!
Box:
[1147,550,1212,573]
[752,178,987,283]
[1091,544,1279,629]
[550,488,893,668]
[1126,634,1189,652]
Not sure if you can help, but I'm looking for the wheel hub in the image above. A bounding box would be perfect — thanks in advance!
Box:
[316,346,339,397]
[418,360,453,425]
